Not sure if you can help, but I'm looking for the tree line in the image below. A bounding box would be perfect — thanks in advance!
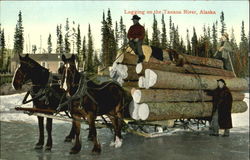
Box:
[0,10,249,77]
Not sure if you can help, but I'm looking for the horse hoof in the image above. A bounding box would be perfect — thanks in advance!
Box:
[92,145,101,154]
[110,141,115,147]
[34,144,43,150]
[87,136,94,141]
[64,137,73,142]
[70,149,80,154]
[70,145,81,154]
[45,146,52,151]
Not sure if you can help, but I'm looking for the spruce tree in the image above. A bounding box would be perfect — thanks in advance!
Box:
[212,22,218,54]
[56,25,63,54]
[0,28,5,70]
[230,28,238,50]
[47,34,52,53]
[220,11,226,35]
[238,21,248,77]
[86,24,94,72]
[151,14,160,47]
[161,14,167,49]
[76,24,81,62]
[115,21,119,50]
[169,16,173,48]
[143,29,149,45]
[65,18,70,53]
[13,11,24,55]
[186,29,191,54]
[93,51,100,73]
[82,36,86,69]
[191,27,198,56]
[101,12,109,67]
[106,9,117,65]
[119,16,127,48]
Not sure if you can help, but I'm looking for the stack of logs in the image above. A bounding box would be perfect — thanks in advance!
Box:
[110,49,248,121]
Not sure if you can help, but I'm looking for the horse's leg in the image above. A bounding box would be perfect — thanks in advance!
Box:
[107,114,117,146]
[87,127,94,141]
[115,111,123,148]
[35,116,44,149]
[87,112,101,153]
[64,122,76,142]
[45,118,53,151]
[108,113,123,148]
[70,115,82,154]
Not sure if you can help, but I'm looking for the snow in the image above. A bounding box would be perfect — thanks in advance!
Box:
[0,92,249,128]
[0,93,64,123]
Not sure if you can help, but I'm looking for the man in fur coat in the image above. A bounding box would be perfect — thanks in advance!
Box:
[208,79,233,137]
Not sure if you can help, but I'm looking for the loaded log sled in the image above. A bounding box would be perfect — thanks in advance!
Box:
[110,44,248,122]
[13,44,248,153]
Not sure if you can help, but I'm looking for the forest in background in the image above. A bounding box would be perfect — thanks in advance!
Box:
[0,9,249,77]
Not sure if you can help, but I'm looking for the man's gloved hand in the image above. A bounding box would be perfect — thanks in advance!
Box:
[134,38,139,42]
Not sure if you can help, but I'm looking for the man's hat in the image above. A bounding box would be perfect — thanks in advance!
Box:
[217,79,226,85]
[131,15,141,20]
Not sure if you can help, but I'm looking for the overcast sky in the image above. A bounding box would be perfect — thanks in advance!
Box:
[1,1,249,53]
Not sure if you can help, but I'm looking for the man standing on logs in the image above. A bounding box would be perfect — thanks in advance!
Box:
[214,33,233,71]
[127,15,145,63]
[208,79,233,137]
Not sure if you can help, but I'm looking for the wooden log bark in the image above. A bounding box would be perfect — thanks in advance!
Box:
[179,54,224,69]
[144,69,248,91]
[115,52,138,65]
[136,101,248,121]
[136,62,235,77]
[122,81,138,88]
[132,89,245,103]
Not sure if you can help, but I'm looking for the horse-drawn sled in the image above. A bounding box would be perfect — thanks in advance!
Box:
[13,45,248,154]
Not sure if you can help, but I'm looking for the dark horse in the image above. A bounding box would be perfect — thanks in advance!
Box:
[59,54,125,154]
[12,54,68,151]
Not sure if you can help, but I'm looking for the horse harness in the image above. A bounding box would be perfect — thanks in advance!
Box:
[22,72,64,106]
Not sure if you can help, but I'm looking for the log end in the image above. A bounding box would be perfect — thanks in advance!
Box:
[136,63,143,74]
[138,76,145,88]
[132,89,141,103]
[138,103,149,120]
[129,100,140,120]
[145,69,157,89]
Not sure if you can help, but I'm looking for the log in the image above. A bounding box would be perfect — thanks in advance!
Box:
[136,101,248,121]
[136,62,235,77]
[115,52,138,65]
[122,81,138,88]
[136,62,173,75]
[144,69,248,91]
[132,89,245,103]
[179,54,224,69]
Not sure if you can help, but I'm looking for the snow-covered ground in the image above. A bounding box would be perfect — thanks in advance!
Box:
[0,92,249,127]
[0,93,64,123]
[0,93,249,160]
